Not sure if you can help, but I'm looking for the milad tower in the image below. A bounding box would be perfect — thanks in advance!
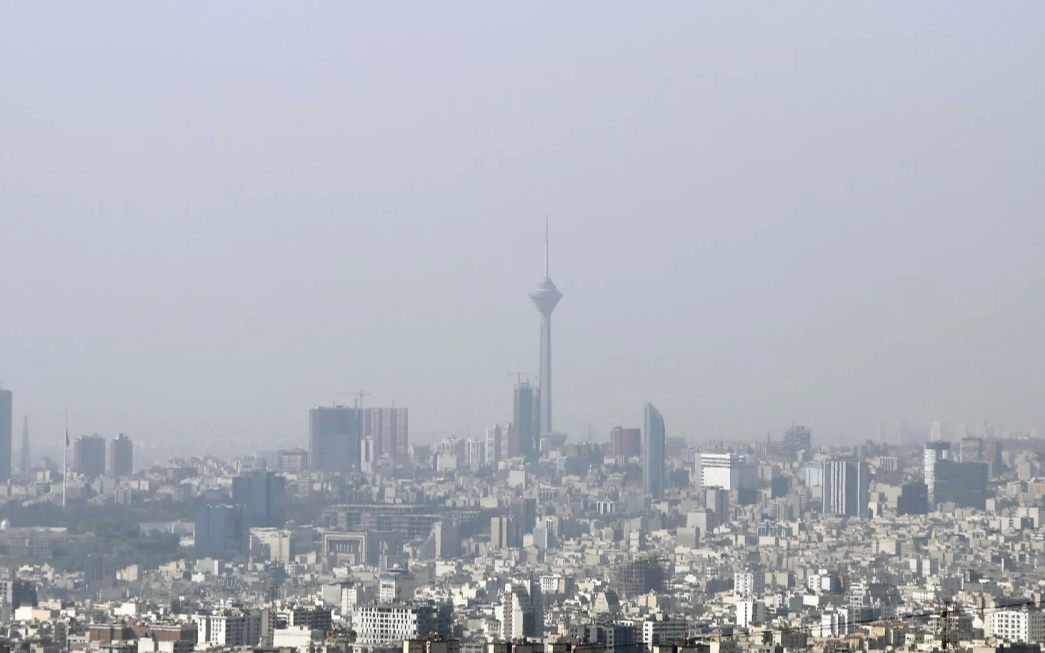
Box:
[529,220,563,437]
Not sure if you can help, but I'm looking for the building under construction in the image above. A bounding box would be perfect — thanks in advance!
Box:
[610,555,670,597]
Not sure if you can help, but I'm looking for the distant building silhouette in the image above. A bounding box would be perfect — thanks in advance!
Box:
[361,407,409,458]
[194,504,247,560]
[959,436,984,463]
[782,424,812,457]
[276,448,308,473]
[924,441,952,504]
[309,406,360,473]
[610,426,642,460]
[897,481,928,516]
[509,381,539,460]
[74,435,106,479]
[484,424,505,467]
[934,460,988,509]
[231,470,286,528]
[109,433,133,478]
[643,403,666,499]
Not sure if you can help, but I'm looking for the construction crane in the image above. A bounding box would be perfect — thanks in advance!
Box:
[351,390,372,410]
[506,371,532,386]
[983,420,996,439]
[335,390,372,410]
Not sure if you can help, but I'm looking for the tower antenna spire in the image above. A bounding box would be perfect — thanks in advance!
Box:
[544,215,549,278]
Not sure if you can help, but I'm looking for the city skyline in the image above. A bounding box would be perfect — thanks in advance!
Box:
[1,3,1044,650]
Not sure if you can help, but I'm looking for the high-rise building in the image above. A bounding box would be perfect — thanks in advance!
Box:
[782,424,812,457]
[643,403,666,499]
[510,381,539,460]
[924,441,952,505]
[706,486,730,525]
[231,471,286,528]
[361,407,409,458]
[0,389,11,483]
[432,521,461,560]
[109,433,133,478]
[490,517,510,550]
[508,497,537,548]
[822,457,870,517]
[73,435,106,479]
[934,460,988,509]
[501,579,543,640]
[930,421,943,442]
[194,505,247,560]
[484,425,504,467]
[378,568,416,603]
[959,436,984,463]
[276,448,308,473]
[309,406,360,473]
[352,602,451,646]
[985,440,1004,476]
[361,437,376,473]
[570,623,637,650]
[610,426,642,459]
[700,453,747,490]
[897,481,928,516]
[528,220,562,437]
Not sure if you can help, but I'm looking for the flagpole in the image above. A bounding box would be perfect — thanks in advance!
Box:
[63,408,68,509]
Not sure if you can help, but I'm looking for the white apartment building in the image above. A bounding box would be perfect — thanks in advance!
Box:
[642,617,689,651]
[734,570,764,597]
[379,570,416,603]
[987,608,1045,643]
[700,453,747,490]
[192,611,262,648]
[464,439,484,466]
[352,603,445,646]
[737,601,766,628]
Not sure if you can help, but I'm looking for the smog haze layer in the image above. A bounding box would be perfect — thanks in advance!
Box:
[2,3,1044,451]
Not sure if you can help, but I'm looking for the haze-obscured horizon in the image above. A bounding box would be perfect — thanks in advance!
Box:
[3,3,1044,452]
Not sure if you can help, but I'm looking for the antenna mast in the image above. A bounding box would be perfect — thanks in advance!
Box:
[63,409,69,509]
[544,215,549,277]
[19,416,30,480]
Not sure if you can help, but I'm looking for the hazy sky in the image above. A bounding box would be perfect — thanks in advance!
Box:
[3,3,1045,452]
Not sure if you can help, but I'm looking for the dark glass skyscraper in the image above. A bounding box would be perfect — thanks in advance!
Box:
[194,504,247,560]
[74,435,106,479]
[511,381,539,460]
[0,389,10,483]
[309,406,360,473]
[643,403,666,499]
[232,470,286,528]
[934,460,988,509]
[109,433,133,478]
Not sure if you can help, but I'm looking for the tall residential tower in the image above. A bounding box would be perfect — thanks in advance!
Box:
[643,403,666,499]
[109,433,133,478]
[309,405,360,473]
[528,220,563,437]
